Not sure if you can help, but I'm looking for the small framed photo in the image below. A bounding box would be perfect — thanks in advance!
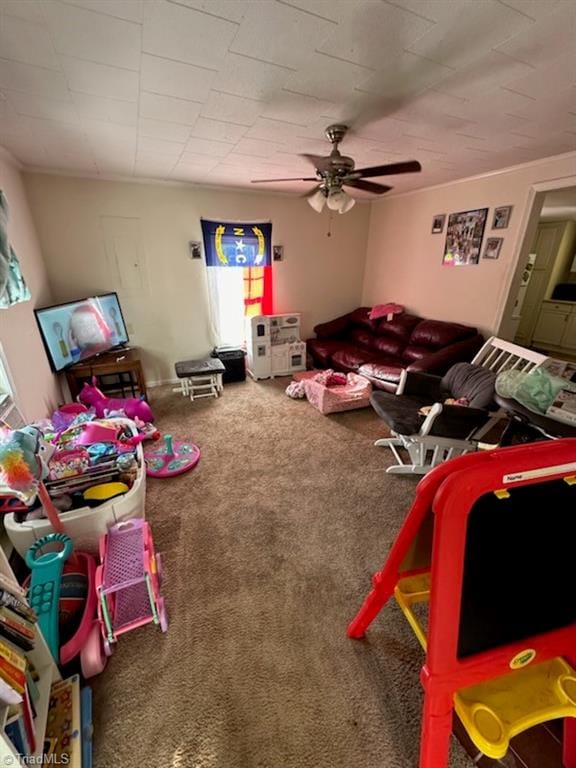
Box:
[492,206,512,229]
[431,214,446,234]
[188,240,202,259]
[483,237,503,260]
[273,245,284,262]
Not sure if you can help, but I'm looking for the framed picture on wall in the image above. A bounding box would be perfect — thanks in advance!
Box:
[431,214,446,234]
[273,245,284,262]
[188,240,202,259]
[442,208,488,266]
[483,237,503,260]
[492,206,513,229]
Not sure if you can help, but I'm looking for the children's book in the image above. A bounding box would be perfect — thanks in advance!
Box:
[25,664,40,706]
[21,686,36,755]
[5,715,29,756]
[0,636,26,673]
[0,589,37,624]
[0,655,26,694]
[0,607,35,639]
[0,621,34,652]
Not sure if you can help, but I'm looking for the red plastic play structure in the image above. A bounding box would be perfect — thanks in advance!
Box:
[348,438,576,768]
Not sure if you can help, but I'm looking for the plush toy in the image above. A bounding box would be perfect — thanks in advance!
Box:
[78,380,154,423]
[0,427,55,502]
[285,380,306,399]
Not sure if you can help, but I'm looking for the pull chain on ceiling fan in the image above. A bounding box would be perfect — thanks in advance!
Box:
[251,124,422,214]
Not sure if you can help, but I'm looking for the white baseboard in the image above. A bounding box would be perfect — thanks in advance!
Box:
[147,377,180,388]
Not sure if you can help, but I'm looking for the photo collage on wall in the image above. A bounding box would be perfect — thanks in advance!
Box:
[432,205,513,266]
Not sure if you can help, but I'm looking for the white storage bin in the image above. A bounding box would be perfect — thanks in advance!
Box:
[4,421,146,557]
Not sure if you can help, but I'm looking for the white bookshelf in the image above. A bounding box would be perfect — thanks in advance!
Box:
[0,536,61,762]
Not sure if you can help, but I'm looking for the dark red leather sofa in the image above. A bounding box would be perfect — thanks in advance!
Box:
[307,307,484,393]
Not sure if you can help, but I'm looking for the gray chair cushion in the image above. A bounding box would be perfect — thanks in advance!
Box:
[175,357,225,377]
[441,362,496,409]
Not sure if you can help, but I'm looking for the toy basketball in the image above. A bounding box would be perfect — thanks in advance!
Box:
[144,434,200,478]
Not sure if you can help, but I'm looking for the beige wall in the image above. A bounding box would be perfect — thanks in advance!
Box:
[362,152,576,337]
[0,150,61,420]
[24,174,370,383]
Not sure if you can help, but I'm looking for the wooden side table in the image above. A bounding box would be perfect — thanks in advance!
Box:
[65,347,147,401]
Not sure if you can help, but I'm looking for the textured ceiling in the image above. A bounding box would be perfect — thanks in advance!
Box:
[0,0,575,196]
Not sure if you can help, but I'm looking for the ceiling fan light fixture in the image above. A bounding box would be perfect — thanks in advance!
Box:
[326,189,344,211]
[326,188,355,214]
[307,188,326,213]
[338,194,356,214]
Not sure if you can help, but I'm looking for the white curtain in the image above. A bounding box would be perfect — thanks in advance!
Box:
[207,267,245,347]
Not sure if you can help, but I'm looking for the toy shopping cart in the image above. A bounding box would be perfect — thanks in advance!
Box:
[96,519,167,650]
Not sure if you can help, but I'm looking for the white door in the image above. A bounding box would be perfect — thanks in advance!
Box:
[533,223,564,270]
[533,307,569,346]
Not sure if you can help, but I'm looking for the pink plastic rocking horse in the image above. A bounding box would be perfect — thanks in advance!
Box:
[78,379,154,423]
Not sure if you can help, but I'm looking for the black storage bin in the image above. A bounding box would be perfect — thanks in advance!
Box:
[212,346,246,383]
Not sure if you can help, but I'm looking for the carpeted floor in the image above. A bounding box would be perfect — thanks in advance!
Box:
[92,378,472,768]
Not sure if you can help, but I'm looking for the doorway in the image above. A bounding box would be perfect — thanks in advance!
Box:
[499,185,576,360]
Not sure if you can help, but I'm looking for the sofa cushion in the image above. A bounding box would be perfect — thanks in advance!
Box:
[331,347,379,372]
[441,362,496,409]
[402,345,433,363]
[306,338,344,366]
[348,327,378,350]
[410,319,476,348]
[349,307,380,332]
[376,313,421,340]
[371,335,405,357]
[358,358,405,384]
[314,314,350,339]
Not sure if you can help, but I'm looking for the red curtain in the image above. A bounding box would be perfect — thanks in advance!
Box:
[243,266,273,317]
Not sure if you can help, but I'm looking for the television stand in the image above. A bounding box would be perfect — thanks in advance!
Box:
[64,347,147,401]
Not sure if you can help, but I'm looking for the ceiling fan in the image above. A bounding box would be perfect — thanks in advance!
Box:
[250,124,422,214]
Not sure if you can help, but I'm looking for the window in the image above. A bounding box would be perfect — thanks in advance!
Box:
[0,345,13,407]
[201,220,273,346]
[0,345,23,428]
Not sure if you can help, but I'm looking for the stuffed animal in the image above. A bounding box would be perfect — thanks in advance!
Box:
[78,380,154,423]
[0,427,55,502]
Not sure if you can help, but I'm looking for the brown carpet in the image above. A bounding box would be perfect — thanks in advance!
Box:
[92,379,472,768]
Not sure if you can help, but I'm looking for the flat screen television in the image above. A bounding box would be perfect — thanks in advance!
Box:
[35,292,129,373]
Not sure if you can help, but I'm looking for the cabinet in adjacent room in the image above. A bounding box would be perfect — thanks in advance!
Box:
[533,300,576,351]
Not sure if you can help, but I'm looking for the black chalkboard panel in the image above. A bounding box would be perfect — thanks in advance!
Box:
[457,479,575,658]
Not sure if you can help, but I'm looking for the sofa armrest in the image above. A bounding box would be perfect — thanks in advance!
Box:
[429,404,491,439]
[402,371,443,400]
[406,334,485,376]
[313,313,351,339]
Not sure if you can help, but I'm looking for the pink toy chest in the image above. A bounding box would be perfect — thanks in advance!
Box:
[304,373,372,414]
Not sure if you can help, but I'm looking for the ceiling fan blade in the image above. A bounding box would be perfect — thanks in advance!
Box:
[351,160,422,179]
[300,153,332,171]
[303,184,322,198]
[251,176,318,183]
[344,179,392,195]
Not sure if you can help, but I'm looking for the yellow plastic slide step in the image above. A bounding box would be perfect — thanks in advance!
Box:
[394,572,431,651]
[455,657,576,759]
